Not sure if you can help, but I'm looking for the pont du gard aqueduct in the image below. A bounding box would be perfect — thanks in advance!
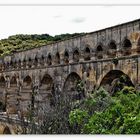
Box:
[0,19,140,134]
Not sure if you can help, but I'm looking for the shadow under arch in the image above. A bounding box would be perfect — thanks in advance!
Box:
[47,53,52,66]
[96,43,103,59]
[122,37,132,56]
[107,40,117,58]
[64,50,69,64]
[63,72,84,100]
[55,52,60,64]
[20,75,32,116]
[8,76,18,114]
[3,126,11,134]
[0,76,6,112]
[73,49,80,62]
[10,76,17,87]
[122,38,132,48]
[23,75,32,88]
[100,70,134,94]
[0,76,6,87]
[0,101,6,112]
[40,74,53,91]
[84,45,91,61]
[34,55,38,67]
[39,74,54,107]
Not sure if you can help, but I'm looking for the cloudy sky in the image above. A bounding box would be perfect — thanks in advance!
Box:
[0,2,140,39]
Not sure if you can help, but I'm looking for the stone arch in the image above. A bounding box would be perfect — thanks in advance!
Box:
[122,38,132,48]
[84,45,91,61]
[96,44,103,59]
[73,49,80,62]
[64,50,69,64]
[63,72,83,100]
[10,76,17,87]
[0,76,6,87]
[0,101,6,112]
[122,38,132,55]
[8,76,18,114]
[23,75,32,88]
[0,76,6,111]
[28,57,32,68]
[40,74,53,90]
[39,74,54,109]
[34,55,38,67]
[47,53,52,66]
[107,40,117,58]
[21,75,32,116]
[100,70,134,94]
[55,52,60,64]
[0,76,6,110]
[3,126,11,134]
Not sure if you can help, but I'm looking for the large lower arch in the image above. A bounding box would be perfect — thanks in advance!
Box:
[0,76,6,112]
[20,75,32,116]
[3,126,11,134]
[100,70,134,94]
[23,75,32,88]
[40,74,53,95]
[0,125,12,134]
[63,72,84,100]
[0,76,5,87]
[7,76,18,114]
[10,76,17,87]
[39,74,54,111]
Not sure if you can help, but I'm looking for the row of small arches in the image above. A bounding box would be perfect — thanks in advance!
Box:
[1,38,136,69]
[0,74,53,89]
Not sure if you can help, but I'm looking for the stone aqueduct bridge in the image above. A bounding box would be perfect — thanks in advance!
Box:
[1,19,140,133]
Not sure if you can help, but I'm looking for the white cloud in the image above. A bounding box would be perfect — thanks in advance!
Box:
[0,6,140,39]
[71,17,86,23]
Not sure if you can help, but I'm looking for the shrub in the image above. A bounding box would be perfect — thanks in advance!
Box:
[68,86,140,134]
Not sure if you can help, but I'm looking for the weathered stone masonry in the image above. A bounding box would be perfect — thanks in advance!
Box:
[1,19,140,119]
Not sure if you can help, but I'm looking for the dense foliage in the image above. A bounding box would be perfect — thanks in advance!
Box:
[26,86,140,134]
[0,33,84,56]
[69,86,140,134]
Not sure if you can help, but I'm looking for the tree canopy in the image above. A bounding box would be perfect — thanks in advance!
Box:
[0,33,85,56]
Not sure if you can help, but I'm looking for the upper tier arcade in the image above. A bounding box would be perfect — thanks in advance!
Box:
[1,19,140,71]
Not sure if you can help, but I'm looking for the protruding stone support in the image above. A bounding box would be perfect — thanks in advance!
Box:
[79,53,84,62]
[69,53,73,64]
[91,52,96,61]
